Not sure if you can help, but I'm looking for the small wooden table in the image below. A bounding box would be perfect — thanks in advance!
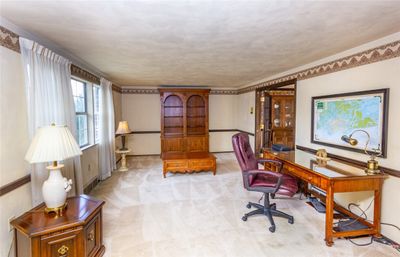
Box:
[11,195,105,257]
[162,152,217,178]
[263,149,387,246]
[116,149,130,172]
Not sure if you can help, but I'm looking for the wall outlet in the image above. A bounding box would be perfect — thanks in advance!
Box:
[8,215,15,232]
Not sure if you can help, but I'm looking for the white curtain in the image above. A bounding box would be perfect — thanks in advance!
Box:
[99,78,116,180]
[19,37,83,206]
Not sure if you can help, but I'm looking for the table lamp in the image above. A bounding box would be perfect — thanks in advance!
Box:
[25,124,82,214]
[116,121,131,150]
[341,129,381,174]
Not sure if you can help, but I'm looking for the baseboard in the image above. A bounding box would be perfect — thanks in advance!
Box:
[83,177,100,194]
[126,154,161,157]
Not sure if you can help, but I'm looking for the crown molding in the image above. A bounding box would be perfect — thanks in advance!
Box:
[120,88,239,95]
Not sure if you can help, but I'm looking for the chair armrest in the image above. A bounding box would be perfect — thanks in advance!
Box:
[244,169,284,193]
[257,159,283,172]
[246,169,283,177]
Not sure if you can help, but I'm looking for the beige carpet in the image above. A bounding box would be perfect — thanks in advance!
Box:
[91,153,397,257]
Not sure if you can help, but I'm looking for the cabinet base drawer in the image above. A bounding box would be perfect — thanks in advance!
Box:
[162,153,216,177]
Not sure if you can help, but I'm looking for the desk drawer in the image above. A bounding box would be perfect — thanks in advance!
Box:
[285,164,320,187]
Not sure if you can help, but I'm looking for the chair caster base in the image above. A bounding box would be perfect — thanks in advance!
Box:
[246,203,251,209]
[288,217,294,224]
[269,226,276,233]
[242,215,248,221]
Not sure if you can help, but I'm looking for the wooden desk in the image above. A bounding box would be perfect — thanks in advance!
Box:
[263,149,387,246]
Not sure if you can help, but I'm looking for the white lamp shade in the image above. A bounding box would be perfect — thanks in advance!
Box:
[25,124,82,163]
[116,121,131,134]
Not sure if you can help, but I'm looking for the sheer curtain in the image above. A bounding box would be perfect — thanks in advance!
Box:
[99,78,116,180]
[19,37,83,205]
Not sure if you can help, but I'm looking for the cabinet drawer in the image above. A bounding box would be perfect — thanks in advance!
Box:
[85,214,101,257]
[165,161,188,169]
[188,159,215,169]
[40,227,83,257]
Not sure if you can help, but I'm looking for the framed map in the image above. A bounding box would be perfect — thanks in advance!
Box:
[311,89,389,157]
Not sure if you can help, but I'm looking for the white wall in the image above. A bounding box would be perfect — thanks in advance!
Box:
[0,46,32,257]
[209,94,237,152]
[122,93,161,155]
[296,57,400,243]
[121,93,241,154]
[235,91,256,150]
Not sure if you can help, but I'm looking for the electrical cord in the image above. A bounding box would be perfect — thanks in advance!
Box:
[7,229,14,257]
[333,197,374,228]
[348,237,374,246]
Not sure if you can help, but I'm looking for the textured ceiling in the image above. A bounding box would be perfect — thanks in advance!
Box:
[1,0,400,88]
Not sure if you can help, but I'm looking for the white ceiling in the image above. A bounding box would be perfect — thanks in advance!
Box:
[1,0,400,88]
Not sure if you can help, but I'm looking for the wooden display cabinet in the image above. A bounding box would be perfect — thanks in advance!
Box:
[159,88,216,176]
[159,88,210,155]
[270,95,295,148]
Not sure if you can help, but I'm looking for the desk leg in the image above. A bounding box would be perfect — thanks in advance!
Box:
[325,185,334,246]
[373,180,383,237]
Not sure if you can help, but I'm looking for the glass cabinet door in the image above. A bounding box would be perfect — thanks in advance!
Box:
[283,99,294,128]
[272,98,281,128]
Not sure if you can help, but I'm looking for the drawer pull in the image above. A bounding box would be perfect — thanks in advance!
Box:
[58,245,69,256]
[88,231,95,241]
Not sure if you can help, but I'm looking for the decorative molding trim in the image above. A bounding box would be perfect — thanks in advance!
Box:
[112,84,122,93]
[239,40,400,94]
[0,174,31,197]
[120,88,238,95]
[121,88,159,94]
[71,64,100,84]
[210,90,238,95]
[267,90,295,96]
[237,129,255,137]
[296,145,400,178]
[0,25,20,52]
[129,130,161,134]
[209,129,237,133]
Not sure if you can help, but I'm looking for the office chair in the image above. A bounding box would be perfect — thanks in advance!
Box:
[232,133,298,232]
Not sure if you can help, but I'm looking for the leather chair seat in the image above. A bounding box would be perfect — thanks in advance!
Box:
[249,172,298,197]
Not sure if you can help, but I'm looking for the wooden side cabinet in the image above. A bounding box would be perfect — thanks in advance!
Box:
[10,195,105,257]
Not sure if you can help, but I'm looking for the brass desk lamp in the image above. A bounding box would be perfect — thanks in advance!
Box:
[341,129,381,174]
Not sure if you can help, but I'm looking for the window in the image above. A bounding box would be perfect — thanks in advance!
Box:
[71,79,89,147]
[93,85,101,143]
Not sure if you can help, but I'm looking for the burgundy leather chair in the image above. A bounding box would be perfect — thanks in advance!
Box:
[232,133,298,232]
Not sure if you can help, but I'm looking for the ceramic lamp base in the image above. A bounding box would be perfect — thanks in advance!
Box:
[43,164,72,214]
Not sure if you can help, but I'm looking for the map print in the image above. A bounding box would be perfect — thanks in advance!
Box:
[314,95,383,151]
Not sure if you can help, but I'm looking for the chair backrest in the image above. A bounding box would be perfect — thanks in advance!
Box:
[232,133,258,172]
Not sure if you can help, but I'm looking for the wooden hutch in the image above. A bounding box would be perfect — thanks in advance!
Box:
[255,89,295,153]
[159,88,216,177]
